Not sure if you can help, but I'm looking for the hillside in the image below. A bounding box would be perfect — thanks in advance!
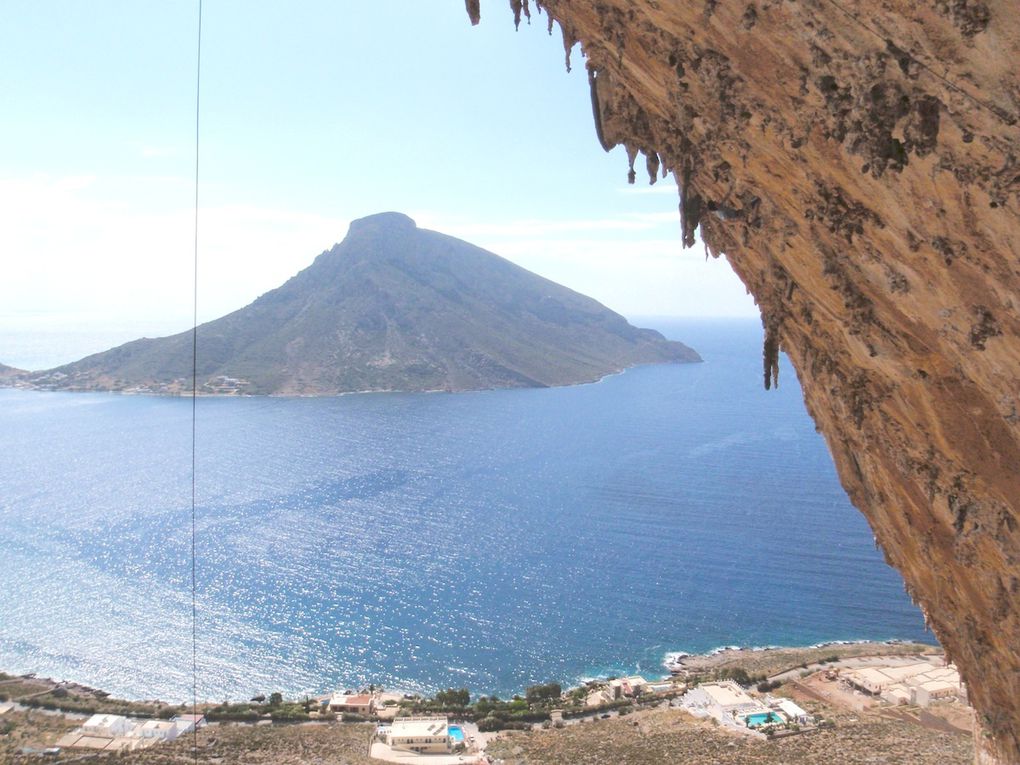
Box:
[0,362,25,379]
[17,213,698,395]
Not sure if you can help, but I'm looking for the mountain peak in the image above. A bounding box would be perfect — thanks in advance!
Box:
[348,211,417,233]
[16,220,700,395]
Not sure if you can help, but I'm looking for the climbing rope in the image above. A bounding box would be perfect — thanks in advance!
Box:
[190,1,203,761]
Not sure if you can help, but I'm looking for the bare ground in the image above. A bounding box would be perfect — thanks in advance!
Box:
[486,707,973,765]
[0,708,80,762]
[9,721,378,765]
[675,642,939,679]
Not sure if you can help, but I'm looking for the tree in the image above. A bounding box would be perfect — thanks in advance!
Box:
[477,716,502,732]
[721,668,751,686]
[269,692,283,707]
[525,682,562,703]
[433,688,470,707]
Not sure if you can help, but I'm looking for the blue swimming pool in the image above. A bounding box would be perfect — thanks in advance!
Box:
[745,711,781,727]
[448,725,465,743]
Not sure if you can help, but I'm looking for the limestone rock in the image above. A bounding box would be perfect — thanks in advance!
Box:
[471,1,1020,761]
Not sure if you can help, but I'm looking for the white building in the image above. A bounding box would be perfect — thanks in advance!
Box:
[683,682,761,714]
[773,698,811,724]
[81,714,133,738]
[387,716,452,754]
[138,720,179,741]
[680,681,769,726]
[844,661,963,707]
[173,713,206,736]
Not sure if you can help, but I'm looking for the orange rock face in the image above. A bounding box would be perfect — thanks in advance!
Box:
[468,1,1020,761]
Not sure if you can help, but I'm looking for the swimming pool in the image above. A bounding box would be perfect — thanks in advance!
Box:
[448,725,465,743]
[745,711,782,727]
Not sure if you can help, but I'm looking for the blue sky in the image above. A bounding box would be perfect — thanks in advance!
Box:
[0,2,757,363]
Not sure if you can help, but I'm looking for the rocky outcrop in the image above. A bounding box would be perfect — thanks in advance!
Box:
[467,1,1020,762]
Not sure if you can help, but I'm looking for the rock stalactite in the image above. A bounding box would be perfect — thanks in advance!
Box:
[468,1,1020,762]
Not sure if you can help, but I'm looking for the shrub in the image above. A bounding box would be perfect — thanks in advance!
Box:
[525,682,562,703]
[713,667,767,686]
[477,716,502,732]
[433,688,470,707]
[271,704,310,722]
[561,699,632,719]
[206,704,260,722]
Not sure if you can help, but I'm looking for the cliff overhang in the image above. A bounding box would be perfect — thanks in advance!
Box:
[465,2,1020,763]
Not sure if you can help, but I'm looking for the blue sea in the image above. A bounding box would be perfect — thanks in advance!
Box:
[0,318,929,703]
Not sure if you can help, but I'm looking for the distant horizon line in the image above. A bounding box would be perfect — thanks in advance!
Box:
[1,312,762,329]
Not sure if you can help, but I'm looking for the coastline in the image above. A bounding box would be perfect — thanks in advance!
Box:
[0,355,701,399]
[660,638,939,680]
[2,639,940,711]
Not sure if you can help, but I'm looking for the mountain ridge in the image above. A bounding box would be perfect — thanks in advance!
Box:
[10,213,699,395]
[0,362,25,378]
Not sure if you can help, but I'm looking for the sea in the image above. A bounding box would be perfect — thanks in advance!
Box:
[0,318,930,703]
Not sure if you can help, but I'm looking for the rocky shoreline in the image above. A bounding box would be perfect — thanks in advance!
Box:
[2,640,939,714]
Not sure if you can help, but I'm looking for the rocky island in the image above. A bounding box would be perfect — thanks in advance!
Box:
[4,212,699,396]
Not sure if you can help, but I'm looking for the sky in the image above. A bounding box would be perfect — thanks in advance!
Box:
[0,2,758,368]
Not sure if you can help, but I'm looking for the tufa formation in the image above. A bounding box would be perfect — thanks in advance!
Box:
[466,1,1019,762]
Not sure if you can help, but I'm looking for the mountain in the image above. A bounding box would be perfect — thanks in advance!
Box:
[17,213,699,395]
[0,362,25,380]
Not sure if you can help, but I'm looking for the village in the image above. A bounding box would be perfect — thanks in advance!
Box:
[1,642,973,764]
